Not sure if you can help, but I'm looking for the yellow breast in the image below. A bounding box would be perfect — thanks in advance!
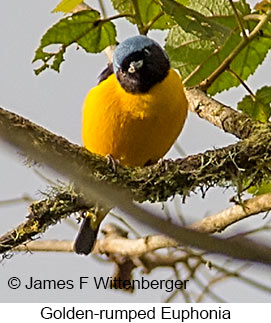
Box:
[82,69,188,167]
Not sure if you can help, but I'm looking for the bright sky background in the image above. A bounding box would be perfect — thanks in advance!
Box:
[0,0,270,302]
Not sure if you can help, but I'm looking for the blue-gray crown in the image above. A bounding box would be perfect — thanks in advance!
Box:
[113,35,165,74]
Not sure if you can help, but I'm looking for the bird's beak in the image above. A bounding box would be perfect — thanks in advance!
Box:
[128,60,143,73]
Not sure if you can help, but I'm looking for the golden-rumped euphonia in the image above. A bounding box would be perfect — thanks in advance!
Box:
[74,35,188,255]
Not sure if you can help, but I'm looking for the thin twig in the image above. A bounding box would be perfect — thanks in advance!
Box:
[110,212,141,238]
[173,265,192,303]
[204,260,271,294]
[33,168,57,185]
[174,142,186,157]
[0,195,34,206]
[193,275,226,303]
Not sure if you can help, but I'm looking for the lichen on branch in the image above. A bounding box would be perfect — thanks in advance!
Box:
[1,89,271,260]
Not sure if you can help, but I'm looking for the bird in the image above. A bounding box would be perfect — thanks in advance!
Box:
[74,35,188,255]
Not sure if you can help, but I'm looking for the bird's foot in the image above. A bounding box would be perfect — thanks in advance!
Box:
[106,154,119,172]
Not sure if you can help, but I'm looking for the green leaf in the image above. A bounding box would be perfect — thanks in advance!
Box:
[165,0,245,83]
[208,22,271,94]
[165,25,217,81]
[248,179,271,195]
[111,0,175,30]
[164,0,271,94]
[161,0,232,46]
[237,86,271,122]
[33,46,67,75]
[110,0,133,19]
[138,1,175,29]
[33,10,116,74]
[52,0,84,13]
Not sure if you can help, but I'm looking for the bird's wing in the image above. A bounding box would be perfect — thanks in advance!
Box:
[98,63,114,84]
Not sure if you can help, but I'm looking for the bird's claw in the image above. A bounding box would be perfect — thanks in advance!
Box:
[106,154,119,172]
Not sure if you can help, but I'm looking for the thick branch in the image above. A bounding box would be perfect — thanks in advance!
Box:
[14,191,271,254]
[3,189,271,265]
[15,240,74,252]
[15,238,191,287]
[0,105,270,205]
[185,88,256,139]
[14,235,178,255]
[15,239,190,272]
[2,103,271,263]
[191,193,271,233]
[95,234,178,256]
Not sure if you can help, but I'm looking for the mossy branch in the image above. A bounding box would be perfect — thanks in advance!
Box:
[0,186,83,254]
[0,89,267,203]
[4,192,271,265]
[1,90,271,262]
[0,92,271,204]
[9,192,271,255]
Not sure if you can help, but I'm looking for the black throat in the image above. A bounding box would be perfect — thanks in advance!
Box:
[116,44,170,94]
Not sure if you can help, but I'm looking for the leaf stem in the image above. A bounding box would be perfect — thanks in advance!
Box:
[141,11,164,35]
[130,0,145,34]
[100,13,135,23]
[199,10,271,91]
[98,0,107,18]
[228,68,256,100]
[229,0,248,39]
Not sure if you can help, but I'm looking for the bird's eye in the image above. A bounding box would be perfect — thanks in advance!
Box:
[144,48,151,56]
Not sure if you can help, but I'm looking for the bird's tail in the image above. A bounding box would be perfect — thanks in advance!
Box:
[74,209,107,255]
